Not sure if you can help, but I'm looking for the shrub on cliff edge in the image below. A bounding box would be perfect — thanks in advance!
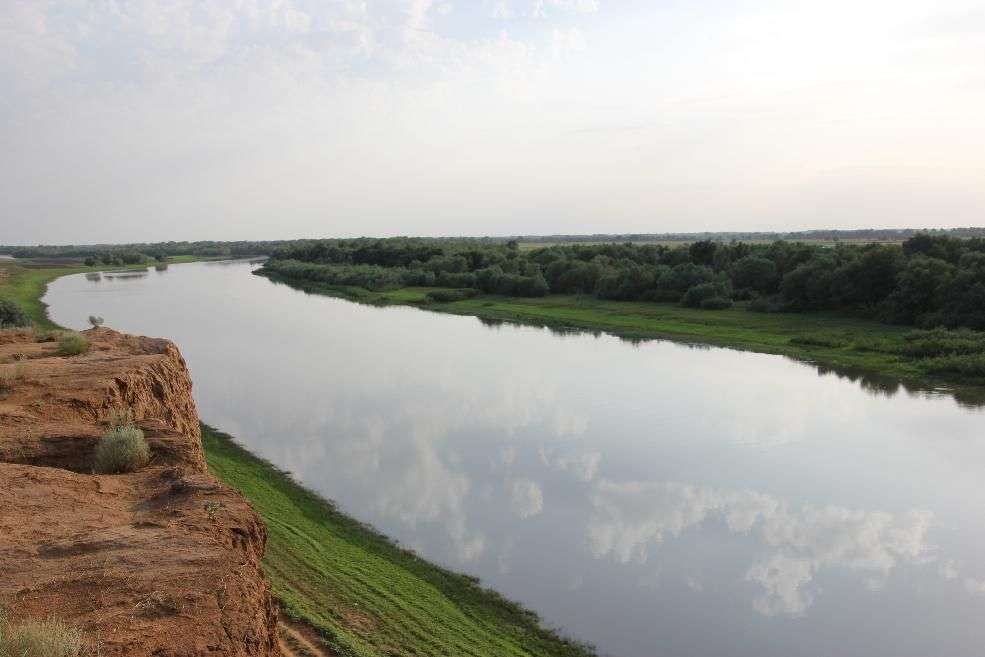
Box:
[0,300,30,330]
[57,334,89,356]
[0,610,96,657]
[94,425,150,474]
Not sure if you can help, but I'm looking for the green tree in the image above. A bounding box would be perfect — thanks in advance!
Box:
[731,256,779,293]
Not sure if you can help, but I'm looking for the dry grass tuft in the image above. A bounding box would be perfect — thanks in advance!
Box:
[0,610,97,657]
[57,333,89,357]
[93,425,150,474]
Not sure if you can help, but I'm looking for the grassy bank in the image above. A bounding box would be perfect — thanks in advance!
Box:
[0,256,223,329]
[258,272,985,405]
[203,425,593,657]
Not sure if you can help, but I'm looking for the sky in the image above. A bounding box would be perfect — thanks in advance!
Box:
[1,0,983,245]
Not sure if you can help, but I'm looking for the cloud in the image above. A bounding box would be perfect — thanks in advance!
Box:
[532,0,600,19]
[745,555,815,616]
[587,479,934,616]
[4,0,983,243]
[540,446,601,481]
[509,477,545,518]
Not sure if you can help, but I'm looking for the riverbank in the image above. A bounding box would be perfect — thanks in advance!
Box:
[258,272,985,406]
[0,256,209,330]
[204,425,594,657]
[4,259,597,656]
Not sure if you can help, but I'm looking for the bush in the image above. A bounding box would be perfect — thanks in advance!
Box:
[0,611,95,657]
[900,328,985,357]
[682,282,730,308]
[921,354,985,379]
[700,296,733,310]
[731,256,779,293]
[426,289,478,303]
[93,425,150,474]
[57,334,89,356]
[0,300,29,329]
[749,295,784,313]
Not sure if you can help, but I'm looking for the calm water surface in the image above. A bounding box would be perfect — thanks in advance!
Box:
[46,261,985,657]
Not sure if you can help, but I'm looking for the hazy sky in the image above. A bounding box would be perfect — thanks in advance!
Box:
[2,1,983,244]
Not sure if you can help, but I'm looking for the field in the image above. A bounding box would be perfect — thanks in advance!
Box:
[203,425,594,657]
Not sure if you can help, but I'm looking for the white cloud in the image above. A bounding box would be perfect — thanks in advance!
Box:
[587,479,934,616]
[3,0,983,243]
[745,555,815,617]
[541,446,601,481]
[532,0,599,19]
[509,477,545,518]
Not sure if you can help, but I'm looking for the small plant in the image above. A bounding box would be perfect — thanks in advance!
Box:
[133,591,182,616]
[57,333,89,356]
[204,501,224,521]
[0,367,15,395]
[0,300,30,329]
[87,315,104,328]
[0,610,96,657]
[93,425,150,474]
[107,407,134,429]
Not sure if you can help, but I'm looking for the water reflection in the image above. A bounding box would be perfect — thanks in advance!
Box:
[44,261,985,657]
[103,270,149,280]
[587,479,932,616]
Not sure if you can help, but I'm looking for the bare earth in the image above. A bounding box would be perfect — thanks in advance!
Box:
[0,328,281,656]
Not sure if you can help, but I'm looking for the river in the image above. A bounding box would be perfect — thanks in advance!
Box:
[45,260,985,657]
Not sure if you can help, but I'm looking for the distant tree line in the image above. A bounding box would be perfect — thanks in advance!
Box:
[5,228,985,261]
[499,227,985,245]
[261,234,985,329]
[0,240,286,261]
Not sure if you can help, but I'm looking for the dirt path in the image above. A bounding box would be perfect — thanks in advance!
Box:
[278,617,337,657]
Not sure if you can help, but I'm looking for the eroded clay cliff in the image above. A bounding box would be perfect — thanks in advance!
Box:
[0,328,280,656]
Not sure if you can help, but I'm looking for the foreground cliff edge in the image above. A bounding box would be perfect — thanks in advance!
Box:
[0,325,596,657]
[0,328,280,656]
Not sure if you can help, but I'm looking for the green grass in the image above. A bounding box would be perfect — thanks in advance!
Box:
[202,425,594,657]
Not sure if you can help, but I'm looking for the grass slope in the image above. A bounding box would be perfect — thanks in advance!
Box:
[202,426,594,657]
